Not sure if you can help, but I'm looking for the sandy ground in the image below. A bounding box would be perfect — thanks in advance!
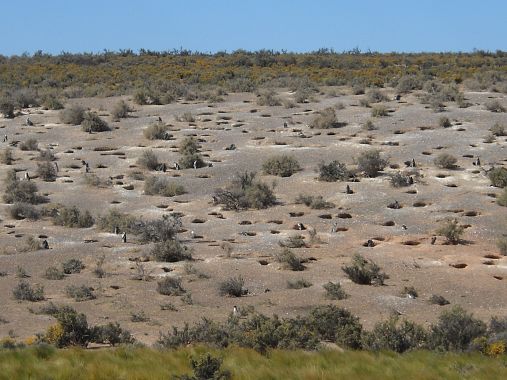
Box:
[0,87,506,345]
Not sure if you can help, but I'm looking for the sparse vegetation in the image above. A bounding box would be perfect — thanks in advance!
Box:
[356,149,388,177]
[279,235,307,249]
[111,100,131,121]
[12,281,44,302]
[143,123,172,140]
[488,167,507,188]
[390,172,412,187]
[257,89,281,106]
[137,150,160,170]
[273,248,305,271]
[439,116,451,128]
[323,282,348,300]
[9,202,40,220]
[62,259,85,274]
[429,294,450,306]
[59,105,85,125]
[362,317,427,353]
[0,148,13,164]
[295,194,334,209]
[52,205,94,228]
[36,161,57,181]
[318,160,349,182]
[219,276,247,297]
[43,267,65,280]
[157,277,186,296]
[490,123,505,136]
[485,100,505,113]
[178,137,205,169]
[287,278,312,289]
[81,111,110,132]
[19,138,38,151]
[310,107,344,129]
[65,285,96,301]
[151,240,192,262]
[371,105,388,117]
[144,176,185,197]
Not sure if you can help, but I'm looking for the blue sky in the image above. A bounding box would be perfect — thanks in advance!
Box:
[1,0,505,55]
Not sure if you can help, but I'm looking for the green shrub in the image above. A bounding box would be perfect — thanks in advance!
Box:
[396,75,424,93]
[219,276,247,297]
[318,160,349,182]
[53,206,94,228]
[41,95,64,110]
[62,259,85,274]
[111,100,131,121]
[43,267,65,280]
[371,105,388,117]
[178,137,205,169]
[287,278,312,289]
[90,322,134,346]
[12,281,45,301]
[65,285,95,301]
[49,307,90,347]
[323,282,348,300]
[488,167,507,187]
[144,176,185,197]
[434,153,458,169]
[19,138,39,151]
[436,218,464,244]
[0,148,13,164]
[9,202,40,220]
[179,353,232,380]
[244,182,276,209]
[342,254,387,286]
[151,240,191,262]
[356,149,388,177]
[137,150,160,170]
[59,105,85,125]
[273,248,305,271]
[262,155,300,177]
[429,306,487,351]
[362,317,427,353]
[81,111,110,132]
[134,215,182,243]
[36,161,57,181]
[143,123,172,140]
[367,89,388,103]
[307,305,363,348]
[179,136,200,155]
[157,277,186,296]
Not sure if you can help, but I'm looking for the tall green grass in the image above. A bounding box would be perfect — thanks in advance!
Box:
[0,346,505,380]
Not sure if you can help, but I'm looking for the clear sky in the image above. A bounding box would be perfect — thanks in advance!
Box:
[1,0,505,55]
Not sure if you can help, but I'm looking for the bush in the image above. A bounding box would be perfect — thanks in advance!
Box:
[497,237,507,256]
[90,322,134,346]
[12,281,44,301]
[362,317,427,353]
[137,150,160,170]
[367,89,388,103]
[179,353,232,380]
[342,254,387,286]
[434,153,458,169]
[157,277,186,296]
[81,111,110,132]
[134,214,182,243]
[356,149,388,177]
[390,172,412,187]
[143,123,172,140]
[436,218,464,244]
[0,148,13,164]
[19,138,39,151]
[287,278,312,289]
[43,267,65,280]
[37,161,57,181]
[9,202,40,220]
[151,240,191,262]
[59,105,85,125]
[97,209,136,233]
[41,95,64,110]
[65,285,95,301]
[429,294,450,306]
[488,167,507,187]
[144,176,185,197]
[273,248,305,271]
[46,307,90,347]
[396,75,424,93]
[3,169,45,204]
[323,282,348,300]
[111,100,131,121]
[213,172,276,210]
[38,149,55,161]
[307,305,363,348]
[20,236,41,252]
[262,155,300,177]
[83,174,112,188]
[0,98,15,118]
[310,107,342,129]
[178,137,205,169]
[53,206,94,228]
[13,88,38,108]
[371,105,388,117]
[62,259,85,274]
[219,276,247,297]
[176,112,195,123]
[318,160,349,182]
[497,188,507,206]
[257,89,281,106]
[485,100,505,113]
[295,194,334,209]
[279,235,307,249]
[429,306,487,351]
[401,286,418,298]
[490,123,505,136]
[439,116,451,128]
